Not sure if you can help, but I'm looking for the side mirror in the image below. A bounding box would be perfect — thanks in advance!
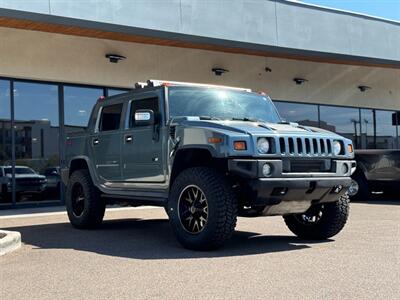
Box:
[134,109,155,126]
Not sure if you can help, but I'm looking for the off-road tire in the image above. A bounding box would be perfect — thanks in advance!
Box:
[283,194,350,240]
[66,169,105,229]
[167,167,237,250]
[350,172,370,201]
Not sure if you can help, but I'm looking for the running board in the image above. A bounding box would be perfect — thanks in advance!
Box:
[100,194,167,207]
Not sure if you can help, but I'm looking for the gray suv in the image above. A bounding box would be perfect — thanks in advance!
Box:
[62,80,356,250]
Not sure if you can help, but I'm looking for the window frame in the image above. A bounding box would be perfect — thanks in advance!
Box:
[125,94,160,129]
[96,103,124,133]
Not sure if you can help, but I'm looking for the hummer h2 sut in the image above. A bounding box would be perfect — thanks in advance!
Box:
[62,80,356,250]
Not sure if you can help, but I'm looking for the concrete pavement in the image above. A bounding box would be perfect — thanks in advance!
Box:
[0,201,399,300]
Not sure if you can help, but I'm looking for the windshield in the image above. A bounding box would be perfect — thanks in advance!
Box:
[168,87,281,123]
[4,167,36,175]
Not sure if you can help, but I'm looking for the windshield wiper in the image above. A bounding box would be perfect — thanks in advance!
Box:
[199,116,221,121]
[231,117,262,122]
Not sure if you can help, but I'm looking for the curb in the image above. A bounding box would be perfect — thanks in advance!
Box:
[0,230,21,256]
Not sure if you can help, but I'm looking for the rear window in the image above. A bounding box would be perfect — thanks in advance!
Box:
[99,104,123,132]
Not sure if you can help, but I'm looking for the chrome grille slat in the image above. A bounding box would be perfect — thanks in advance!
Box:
[276,136,333,157]
[284,137,289,155]
[323,139,328,155]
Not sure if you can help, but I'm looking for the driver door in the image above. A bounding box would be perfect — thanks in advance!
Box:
[121,95,165,182]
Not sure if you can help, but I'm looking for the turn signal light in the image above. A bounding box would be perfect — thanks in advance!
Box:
[208,137,223,144]
[348,144,354,153]
[234,141,247,150]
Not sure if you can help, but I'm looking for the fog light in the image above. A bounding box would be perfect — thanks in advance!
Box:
[341,163,349,175]
[262,163,272,177]
[347,179,359,196]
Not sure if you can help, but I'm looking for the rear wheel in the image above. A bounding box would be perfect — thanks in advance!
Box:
[167,167,237,250]
[350,172,370,201]
[66,170,105,229]
[283,194,350,240]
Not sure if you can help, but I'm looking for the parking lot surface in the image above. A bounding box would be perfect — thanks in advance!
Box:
[1,201,399,300]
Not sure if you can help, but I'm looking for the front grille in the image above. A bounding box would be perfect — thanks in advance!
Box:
[16,178,43,185]
[278,137,332,156]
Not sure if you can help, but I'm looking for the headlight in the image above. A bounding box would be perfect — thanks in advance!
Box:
[257,138,270,154]
[333,140,342,155]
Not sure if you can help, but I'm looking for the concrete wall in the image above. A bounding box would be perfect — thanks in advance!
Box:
[0,27,399,110]
[0,0,399,63]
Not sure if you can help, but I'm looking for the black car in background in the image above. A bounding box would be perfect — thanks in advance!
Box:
[349,150,400,200]
[0,166,47,202]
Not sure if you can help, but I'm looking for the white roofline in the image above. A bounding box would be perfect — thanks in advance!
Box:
[284,0,400,25]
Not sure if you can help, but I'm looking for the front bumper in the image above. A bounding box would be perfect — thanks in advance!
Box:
[14,184,47,193]
[247,177,351,205]
[228,159,355,215]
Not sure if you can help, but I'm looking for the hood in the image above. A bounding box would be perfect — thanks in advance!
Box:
[178,118,340,137]
[12,174,46,179]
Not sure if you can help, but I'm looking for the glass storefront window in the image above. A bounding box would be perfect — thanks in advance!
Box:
[2,77,400,208]
[14,82,60,203]
[0,80,12,205]
[64,86,103,134]
[375,110,398,149]
[319,106,361,148]
[360,109,375,149]
[274,101,319,127]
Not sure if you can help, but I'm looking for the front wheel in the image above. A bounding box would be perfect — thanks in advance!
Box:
[283,194,350,240]
[66,170,105,229]
[167,167,238,250]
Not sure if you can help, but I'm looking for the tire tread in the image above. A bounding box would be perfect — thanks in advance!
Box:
[66,169,105,229]
[283,194,350,239]
[169,167,237,250]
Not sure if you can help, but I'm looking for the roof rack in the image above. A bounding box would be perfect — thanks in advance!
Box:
[134,79,251,92]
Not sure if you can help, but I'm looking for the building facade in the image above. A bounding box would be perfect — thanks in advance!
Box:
[0,0,399,208]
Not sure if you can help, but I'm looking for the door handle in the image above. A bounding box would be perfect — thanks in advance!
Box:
[93,138,99,146]
[125,135,133,143]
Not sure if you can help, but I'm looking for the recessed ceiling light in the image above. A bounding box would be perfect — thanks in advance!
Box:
[293,78,308,85]
[212,67,229,76]
[105,53,126,63]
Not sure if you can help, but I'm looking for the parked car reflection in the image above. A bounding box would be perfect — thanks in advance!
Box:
[0,165,47,202]
[43,167,61,197]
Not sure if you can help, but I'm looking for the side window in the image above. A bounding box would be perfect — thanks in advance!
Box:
[99,103,123,132]
[129,97,159,128]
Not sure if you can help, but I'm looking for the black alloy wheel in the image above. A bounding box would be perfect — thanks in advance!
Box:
[71,182,85,217]
[178,185,209,234]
